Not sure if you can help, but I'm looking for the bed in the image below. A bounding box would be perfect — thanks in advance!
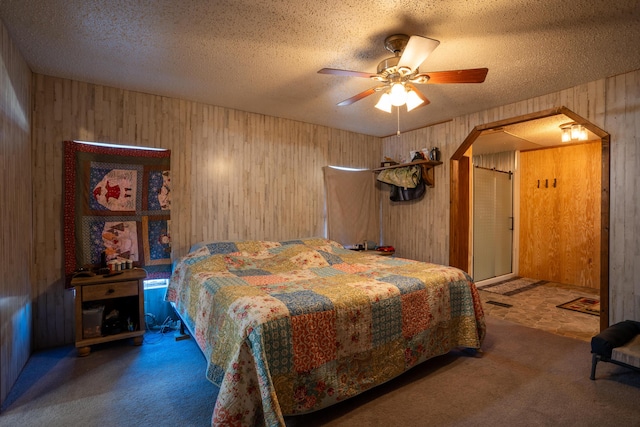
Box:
[166,237,485,426]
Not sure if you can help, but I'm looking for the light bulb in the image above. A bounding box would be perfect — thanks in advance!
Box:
[579,127,588,141]
[375,92,392,113]
[389,83,407,106]
[571,124,581,140]
[405,89,424,112]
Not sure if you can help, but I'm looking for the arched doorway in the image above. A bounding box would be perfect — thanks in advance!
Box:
[449,107,610,331]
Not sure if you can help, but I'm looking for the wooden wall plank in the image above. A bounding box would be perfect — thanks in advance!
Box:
[605,72,639,322]
[30,74,382,349]
[380,123,453,265]
[0,20,32,408]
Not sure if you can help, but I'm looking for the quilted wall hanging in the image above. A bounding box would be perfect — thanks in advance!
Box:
[64,141,172,285]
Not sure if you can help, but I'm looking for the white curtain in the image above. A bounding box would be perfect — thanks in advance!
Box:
[323,166,379,246]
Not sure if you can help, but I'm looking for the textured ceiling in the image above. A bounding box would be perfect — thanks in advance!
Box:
[2,0,640,138]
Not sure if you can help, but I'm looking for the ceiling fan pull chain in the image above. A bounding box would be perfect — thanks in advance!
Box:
[397,107,401,136]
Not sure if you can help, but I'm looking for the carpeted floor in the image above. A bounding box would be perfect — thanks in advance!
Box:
[0,332,219,426]
[1,316,639,426]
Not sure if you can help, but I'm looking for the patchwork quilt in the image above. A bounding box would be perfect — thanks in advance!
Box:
[166,238,485,426]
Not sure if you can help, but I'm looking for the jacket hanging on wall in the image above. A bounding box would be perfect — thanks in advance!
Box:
[377,164,426,202]
[389,173,426,201]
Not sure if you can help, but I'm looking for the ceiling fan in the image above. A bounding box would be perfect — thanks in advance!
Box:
[318,34,488,113]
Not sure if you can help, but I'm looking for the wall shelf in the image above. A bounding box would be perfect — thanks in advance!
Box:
[373,159,443,187]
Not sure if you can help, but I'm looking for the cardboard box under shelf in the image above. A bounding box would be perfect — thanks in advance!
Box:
[82,305,104,338]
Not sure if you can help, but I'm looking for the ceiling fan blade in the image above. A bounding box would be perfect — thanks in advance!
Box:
[416,68,489,84]
[406,84,430,107]
[318,68,377,79]
[397,35,440,71]
[336,86,385,106]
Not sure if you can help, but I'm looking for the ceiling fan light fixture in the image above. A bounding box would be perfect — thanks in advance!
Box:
[397,66,413,76]
[319,34,487,116]
[405,89,424,111]
[375,92,393,113]
[389,83,407,106]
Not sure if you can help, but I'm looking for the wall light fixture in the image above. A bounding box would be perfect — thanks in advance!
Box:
[560,123,588,142]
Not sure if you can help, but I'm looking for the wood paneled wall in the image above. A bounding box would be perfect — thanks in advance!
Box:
[607,71,640,322]
[380,125,454,265]
[519,142,601,289]
[3,25,640,378]
[30,75,382,349]
[0,20,32,408]
[382,73,640,324]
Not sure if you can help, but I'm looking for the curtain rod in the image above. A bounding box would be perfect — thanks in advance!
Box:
[474,165,512,175]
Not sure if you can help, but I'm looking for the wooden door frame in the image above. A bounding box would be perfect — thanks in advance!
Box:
[449,106,610,331]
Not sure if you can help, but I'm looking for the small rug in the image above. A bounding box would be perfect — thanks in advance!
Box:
[557,297,600,316]
[477,276,548,296]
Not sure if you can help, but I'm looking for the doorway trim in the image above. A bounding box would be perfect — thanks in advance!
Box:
[449,106,610,331]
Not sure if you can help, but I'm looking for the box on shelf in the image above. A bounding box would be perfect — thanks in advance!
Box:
[82,305,104,338]
[380,160,398,167]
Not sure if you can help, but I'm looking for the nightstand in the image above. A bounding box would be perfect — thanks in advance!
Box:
[72,268,147,356]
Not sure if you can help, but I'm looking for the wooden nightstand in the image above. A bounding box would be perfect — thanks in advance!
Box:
[72,268,147,356]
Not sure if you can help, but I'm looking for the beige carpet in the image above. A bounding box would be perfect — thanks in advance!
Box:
[1,317,639,426]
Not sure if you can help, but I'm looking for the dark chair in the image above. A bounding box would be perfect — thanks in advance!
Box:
[590,320,640,380]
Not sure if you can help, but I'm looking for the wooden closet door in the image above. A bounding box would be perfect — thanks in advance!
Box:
[519,142,601,289]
